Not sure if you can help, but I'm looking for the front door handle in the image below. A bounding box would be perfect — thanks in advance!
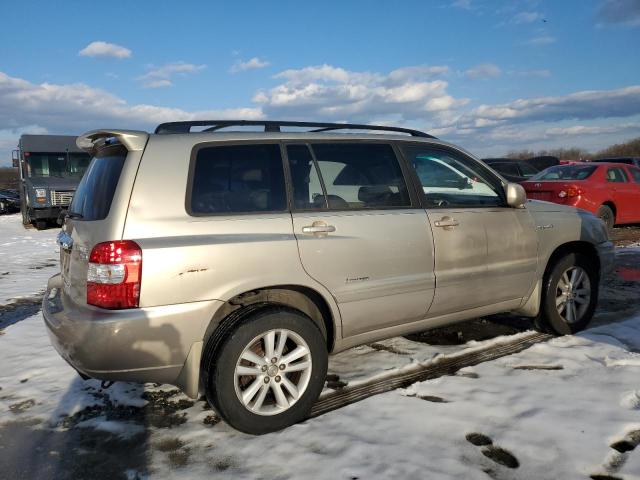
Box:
[434,216,460,230]
[302,221,336,236]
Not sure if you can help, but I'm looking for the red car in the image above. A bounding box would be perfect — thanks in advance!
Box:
[522,162,640,230]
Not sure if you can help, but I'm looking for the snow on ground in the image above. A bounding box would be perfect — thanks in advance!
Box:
[0,214,59,303]
[1,214,640,479]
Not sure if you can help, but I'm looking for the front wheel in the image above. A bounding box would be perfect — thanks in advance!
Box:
[538,253,598,335]
[204,307,328,434]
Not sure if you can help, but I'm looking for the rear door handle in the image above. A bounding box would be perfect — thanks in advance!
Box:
[434,216,459,229]
[302,222,336,235]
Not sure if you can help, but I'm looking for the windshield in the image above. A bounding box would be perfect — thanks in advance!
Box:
[532,165,597,181]
[26,152,91,178]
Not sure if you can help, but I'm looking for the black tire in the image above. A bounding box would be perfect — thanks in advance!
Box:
[596,205,615,231]
[35,220,47,230]
[537,253,598,335]
[203,306,328,435]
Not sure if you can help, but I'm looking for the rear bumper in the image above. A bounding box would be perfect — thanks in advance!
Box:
[43,274,222,396]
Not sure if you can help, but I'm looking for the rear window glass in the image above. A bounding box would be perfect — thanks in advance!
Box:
[190,144,286,214]
[532,165,596,181]
[69,146,126,221]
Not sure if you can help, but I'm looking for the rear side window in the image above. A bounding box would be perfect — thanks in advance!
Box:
[629,167,640,183]
[606,167,628,183]
[306,143,410,209]
[69,146,126,221]
[190,144,286,215]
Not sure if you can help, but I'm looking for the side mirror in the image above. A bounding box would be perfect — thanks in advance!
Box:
[506,182,527,208]
[11,150,19,168]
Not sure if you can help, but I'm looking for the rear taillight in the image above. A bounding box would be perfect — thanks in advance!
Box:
[558,186,584,198]
[87,240,142,309]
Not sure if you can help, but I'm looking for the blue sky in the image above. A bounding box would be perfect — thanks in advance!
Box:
[1,0,640,164]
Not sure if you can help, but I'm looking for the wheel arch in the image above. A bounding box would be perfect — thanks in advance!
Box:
[202,285,338,355]
[544,241,601,283]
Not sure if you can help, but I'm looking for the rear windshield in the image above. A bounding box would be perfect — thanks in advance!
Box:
[69,145,126,221]
[532,165,597,181]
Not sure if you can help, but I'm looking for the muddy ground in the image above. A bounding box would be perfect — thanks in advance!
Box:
[1,227,639,479]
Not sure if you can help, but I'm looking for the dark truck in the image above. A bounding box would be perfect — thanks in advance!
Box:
[12,135,90,229]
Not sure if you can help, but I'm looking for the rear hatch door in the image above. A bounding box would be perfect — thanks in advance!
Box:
[59,131,147,306]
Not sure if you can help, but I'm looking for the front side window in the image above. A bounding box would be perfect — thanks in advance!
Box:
[629,167,640,183]
[403,146,502,208]
[190,144,286,215]
[606,167,628,183]
[307,143,411,209]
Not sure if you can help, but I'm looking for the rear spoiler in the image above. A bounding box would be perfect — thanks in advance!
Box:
[76,129,149,155]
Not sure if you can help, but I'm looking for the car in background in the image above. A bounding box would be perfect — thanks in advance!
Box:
[0,189,20,214]
[591,157,640,168]
[483,158,540,183]
[522,162,640,230]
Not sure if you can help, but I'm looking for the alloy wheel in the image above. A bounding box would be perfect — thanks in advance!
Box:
[555,266,591,324]
[234,329,312,416]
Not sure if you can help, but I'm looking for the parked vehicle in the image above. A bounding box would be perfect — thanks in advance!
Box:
[44,121,614,434]
[528,156,560,171]
[0,189,20,214]
[482,158,540,182]
[13,135,91,229]
[591,157,640,168]
[522,162,640,230]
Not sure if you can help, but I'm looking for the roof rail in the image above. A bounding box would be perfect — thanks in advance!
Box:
[154,120,435,138]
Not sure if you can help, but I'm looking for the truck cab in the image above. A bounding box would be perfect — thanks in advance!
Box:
[16,134,91,229]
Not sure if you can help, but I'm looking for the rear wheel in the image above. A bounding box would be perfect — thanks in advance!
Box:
[35,220,47,230]
[537,253,598,335]
[596,205,615,231]
[204,306,328,434]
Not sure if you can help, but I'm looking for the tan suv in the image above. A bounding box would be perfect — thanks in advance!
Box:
[43,120,614,434]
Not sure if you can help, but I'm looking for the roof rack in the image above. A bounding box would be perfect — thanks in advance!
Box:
[154,120,434,138]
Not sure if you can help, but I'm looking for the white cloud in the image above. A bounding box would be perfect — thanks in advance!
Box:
[464,63,502,80]
[526,35,556,46]
[230,57,270,73]
[451,0,472,9]
[596,0,640,27]
[512,11,542,24]
[545,123,640,136]
[0,71,261,137]
[254,64,466,123]
[138,62,206,88]
[459,86,640,126]
[508,69,552,78]
[78,41,132,59]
